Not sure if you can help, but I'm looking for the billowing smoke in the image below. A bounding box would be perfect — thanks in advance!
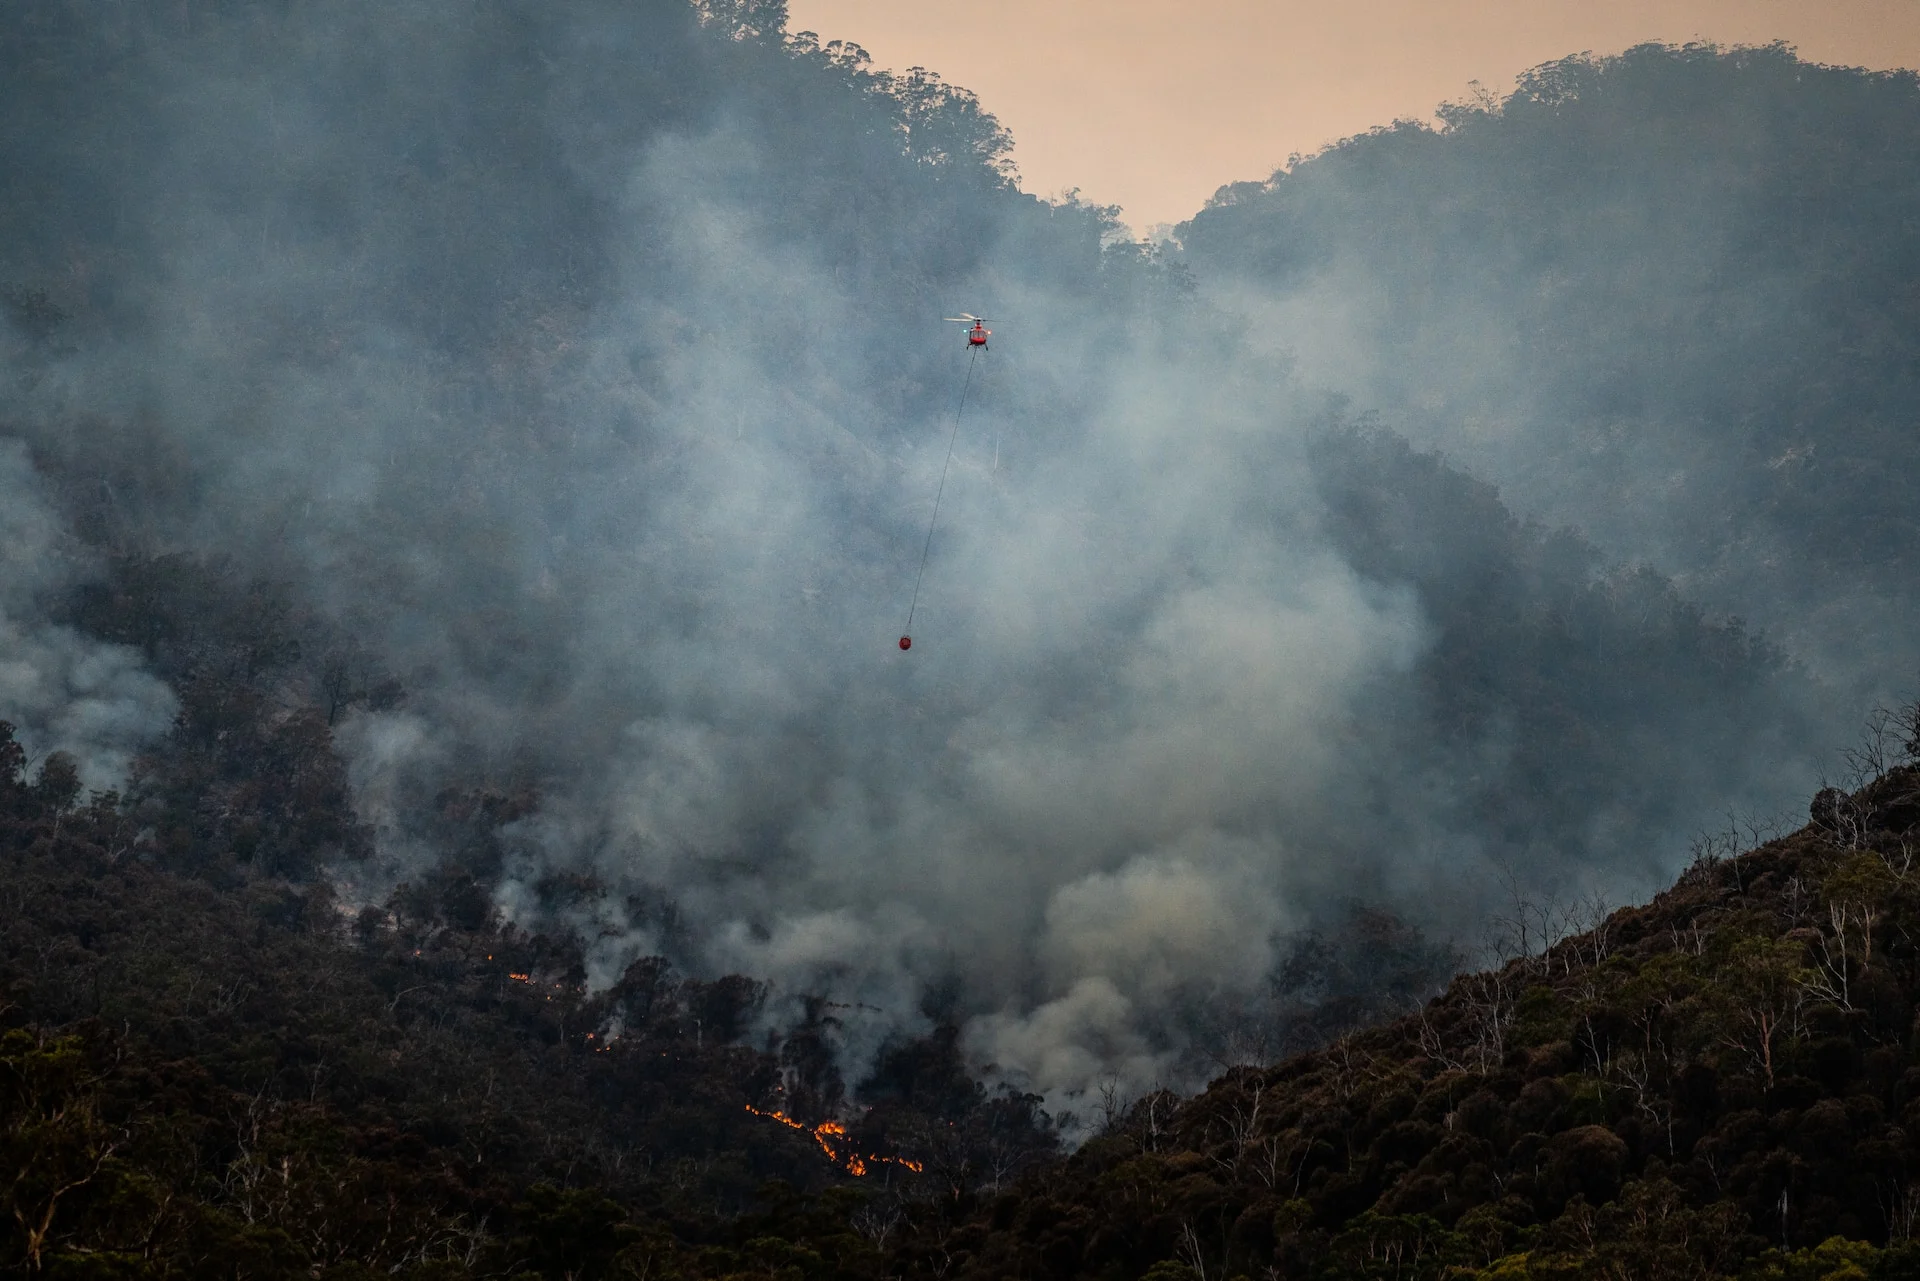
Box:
[0,433,177,789]
[0,5,1854,1118]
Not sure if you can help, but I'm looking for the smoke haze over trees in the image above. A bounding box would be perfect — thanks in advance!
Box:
[0,0,1909,1130]
[1183,41,1920,705]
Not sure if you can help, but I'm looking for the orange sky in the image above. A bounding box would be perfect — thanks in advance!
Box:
[787,0,1920,232]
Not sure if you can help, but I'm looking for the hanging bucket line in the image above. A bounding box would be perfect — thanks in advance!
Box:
[901,343,980,646]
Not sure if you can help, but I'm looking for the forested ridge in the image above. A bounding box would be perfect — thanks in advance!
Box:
[14,698,1920,1278]
[7,1,1920,1277]
[1182,41,1920,696]
[934,750,1920,1281]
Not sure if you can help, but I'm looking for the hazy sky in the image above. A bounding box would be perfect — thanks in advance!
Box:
[787,0,1920,231]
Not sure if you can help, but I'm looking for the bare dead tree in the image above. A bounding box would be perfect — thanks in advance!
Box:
[1738,808,1790,850]
[1811,780,1872,851]
[1251,1132,1283,1191]
[850,1198,904,1251]
[1894,697,1920,765]
[1096,1075,1131,1136]
[1683,820,1741,889]
[1323,1034,1377,1104]
[1883,833,1919,885]
[1801,898,1879,1012]
[1177,1219,1214,1281]
[1670,914,1712,956]
[1489,862,1564,974]
[1844,706,1907,785]
[1616,1051,1677,1156]
[1719,941,1804,1088]
[1417,969,1515,1075]
[1559,890,1616,974]
[1129,1089,1177,1154]
[1207,1083,1266,1179]
[1882,1181,1920,1244]
[1781,876,1818,929]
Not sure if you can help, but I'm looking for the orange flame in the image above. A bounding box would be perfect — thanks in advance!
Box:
[743,1105,922,1176]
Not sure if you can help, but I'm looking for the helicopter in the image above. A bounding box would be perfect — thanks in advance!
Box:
[946,314,990,349]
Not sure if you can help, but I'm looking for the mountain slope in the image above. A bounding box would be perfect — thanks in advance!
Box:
[1182,42,1920,700]
[890,741,1920,1279]
[0,715,1058,1278]
[11,707,1920,1277]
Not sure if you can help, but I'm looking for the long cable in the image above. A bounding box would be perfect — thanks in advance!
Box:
[903,344,980,637]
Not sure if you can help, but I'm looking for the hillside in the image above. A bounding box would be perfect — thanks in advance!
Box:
[12,704,1920,1277]
[1181,42,1920,699]
[0,715,1059,1278]
[917,748,1920,1280]
[7,6,1920,1278]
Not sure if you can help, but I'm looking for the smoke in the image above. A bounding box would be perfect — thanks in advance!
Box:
[1179,43,1920,705]
[0,7,1852,1121]
[0,436,177,788]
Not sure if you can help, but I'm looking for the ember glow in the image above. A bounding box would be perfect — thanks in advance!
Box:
[743,1105,925,1177]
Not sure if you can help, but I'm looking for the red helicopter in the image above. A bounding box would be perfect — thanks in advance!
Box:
[946,313,990,350]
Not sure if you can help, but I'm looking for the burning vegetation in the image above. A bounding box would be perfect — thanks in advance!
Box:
[744,1103,924,1177]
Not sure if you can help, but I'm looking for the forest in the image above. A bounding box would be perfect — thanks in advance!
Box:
[1182,41,1920,700]
[11,687,1920,1278]
[5,0,1920,1276]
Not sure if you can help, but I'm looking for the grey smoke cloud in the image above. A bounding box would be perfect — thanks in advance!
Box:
[467,153,1429,1106]
[7,103,1425,1110]
[0,9,1846,1120]
[0,437,177,789]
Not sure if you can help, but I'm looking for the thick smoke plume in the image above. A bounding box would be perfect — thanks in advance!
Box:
[0,5,1857,1119]
[0,432,177,789]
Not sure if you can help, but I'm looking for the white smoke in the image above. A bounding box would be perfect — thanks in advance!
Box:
[0,8,1836,1128]
[0,437,177,789]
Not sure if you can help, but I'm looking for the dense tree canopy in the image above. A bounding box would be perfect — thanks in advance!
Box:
[1182,42,1920,697]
